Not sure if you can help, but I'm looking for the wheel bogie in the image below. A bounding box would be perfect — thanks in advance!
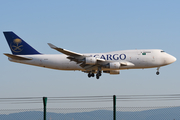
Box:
[88,72,95,78]
[96,74,99,79]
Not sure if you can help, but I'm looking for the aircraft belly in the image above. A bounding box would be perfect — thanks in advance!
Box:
[39,56,82,70]
[8,58,43,68]
[56,60,82,70]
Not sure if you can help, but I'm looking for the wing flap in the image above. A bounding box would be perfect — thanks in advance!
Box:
[47,43,134,70]
[4,53,32,60]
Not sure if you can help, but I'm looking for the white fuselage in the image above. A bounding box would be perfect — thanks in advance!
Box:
[8,49,176,71]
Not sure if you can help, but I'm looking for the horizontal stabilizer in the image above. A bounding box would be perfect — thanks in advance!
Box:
[4,53,32,60]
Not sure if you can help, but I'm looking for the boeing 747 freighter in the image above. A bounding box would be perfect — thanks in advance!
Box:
[3,32,176,79]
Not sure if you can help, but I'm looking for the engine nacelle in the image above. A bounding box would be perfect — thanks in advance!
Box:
[106,62,121,70]
[103,70,120,74]
[85,57,97,65]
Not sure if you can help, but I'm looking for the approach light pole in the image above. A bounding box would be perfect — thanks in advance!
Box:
[43,97,47,120]
[113,95,116,120]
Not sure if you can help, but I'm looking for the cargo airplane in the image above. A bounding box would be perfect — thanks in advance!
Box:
[3,32,176,79]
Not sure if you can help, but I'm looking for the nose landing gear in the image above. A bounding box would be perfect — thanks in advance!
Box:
[156,67,160,75]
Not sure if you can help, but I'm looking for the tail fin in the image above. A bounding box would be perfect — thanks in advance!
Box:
[3,31,40,55]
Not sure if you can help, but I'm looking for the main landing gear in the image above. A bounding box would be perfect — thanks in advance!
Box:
[96,71,102,79]
[88,71,102,79]
[156,67,160,75]
[88,72,95,78]
[88,67,102,79]
[96,67,102,79]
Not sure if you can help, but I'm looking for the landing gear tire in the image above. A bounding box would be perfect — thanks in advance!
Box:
[92,73,95,77]
[156,71,160,75]
[96,74,100,79]
[97,71,102,76]
[96,72,101,79]
[88,72,95,78]
[88,73,91,78]
[156,67,160,75]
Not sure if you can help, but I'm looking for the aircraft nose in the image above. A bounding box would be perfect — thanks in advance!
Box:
[171,56,177,63]
[166,55,176,64]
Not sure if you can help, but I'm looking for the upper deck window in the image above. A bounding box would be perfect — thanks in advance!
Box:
[161,51,165,52]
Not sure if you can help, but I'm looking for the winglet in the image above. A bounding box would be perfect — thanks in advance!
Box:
[47,43,58,49]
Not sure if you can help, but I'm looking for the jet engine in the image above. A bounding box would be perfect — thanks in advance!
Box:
[85,57,97,65]
[105,62,121,70]
[103,70,120,74]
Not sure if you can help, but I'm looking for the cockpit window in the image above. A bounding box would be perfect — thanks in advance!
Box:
[161,51,165,52]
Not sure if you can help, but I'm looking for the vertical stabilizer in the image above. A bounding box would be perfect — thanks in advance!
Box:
[3,32,40,55]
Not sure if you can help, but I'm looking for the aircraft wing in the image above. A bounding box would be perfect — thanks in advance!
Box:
[48,43,84,57]
[4,53,32,60]
[48,43,134,71]
[48,43,106,61]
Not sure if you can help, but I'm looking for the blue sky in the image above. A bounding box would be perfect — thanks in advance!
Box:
[1,0,180,109]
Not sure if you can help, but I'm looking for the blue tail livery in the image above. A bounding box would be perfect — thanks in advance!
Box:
[3,31,40,55]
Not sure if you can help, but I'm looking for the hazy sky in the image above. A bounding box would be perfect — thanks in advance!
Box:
[1,0,180,109]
